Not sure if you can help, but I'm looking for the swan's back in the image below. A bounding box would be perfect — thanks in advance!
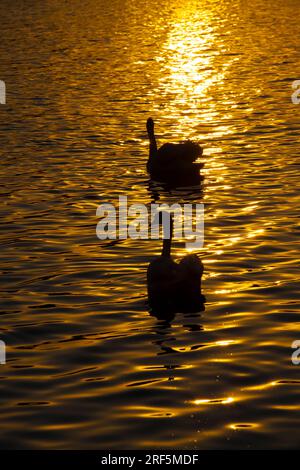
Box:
[147,256,181,293]
[147,254,204,314]
[147,256,183,312]
[179,254,204,276]
[157,141,202,166]
[149,143,203,185]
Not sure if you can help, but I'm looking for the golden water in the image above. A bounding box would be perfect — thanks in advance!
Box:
[0,0,300,449]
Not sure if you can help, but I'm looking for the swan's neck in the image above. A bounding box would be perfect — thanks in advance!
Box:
[162,238,171,257]
[147,129,157,160]
[161,216,173,257]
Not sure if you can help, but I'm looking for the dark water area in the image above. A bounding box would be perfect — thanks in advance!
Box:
[0,0,300,449]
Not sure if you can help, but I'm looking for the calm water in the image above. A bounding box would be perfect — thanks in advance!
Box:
[0,0,300,449]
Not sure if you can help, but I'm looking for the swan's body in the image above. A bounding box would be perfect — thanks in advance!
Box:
[147,213,205,315]
[146,118,204,186]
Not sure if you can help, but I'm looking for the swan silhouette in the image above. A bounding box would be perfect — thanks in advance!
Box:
[146,118,204,186]
[147,212,205,316]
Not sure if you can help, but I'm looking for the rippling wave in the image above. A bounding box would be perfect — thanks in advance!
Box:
[0,0,300,449]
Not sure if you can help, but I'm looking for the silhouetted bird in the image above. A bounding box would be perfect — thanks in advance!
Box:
[146,118,204,187]
[147,212,205,317]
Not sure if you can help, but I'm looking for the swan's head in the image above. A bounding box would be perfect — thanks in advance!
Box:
[146,117,155,135]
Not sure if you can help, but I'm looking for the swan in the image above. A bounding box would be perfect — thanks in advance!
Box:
[146,118,204,186]
[147,212,205,316]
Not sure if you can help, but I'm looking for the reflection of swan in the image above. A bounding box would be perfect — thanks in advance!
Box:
[147,178,203,204]
[146,118,204,187]
[147,212,205,317]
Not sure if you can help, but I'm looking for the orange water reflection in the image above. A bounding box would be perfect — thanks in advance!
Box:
[0,0,300,451]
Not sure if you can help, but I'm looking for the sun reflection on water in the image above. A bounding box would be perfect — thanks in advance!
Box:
[155,1,237,145]
[193,396,235,406]
[1,0,300,451]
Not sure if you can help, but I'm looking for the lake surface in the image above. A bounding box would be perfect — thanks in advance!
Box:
[0,0,300,449]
